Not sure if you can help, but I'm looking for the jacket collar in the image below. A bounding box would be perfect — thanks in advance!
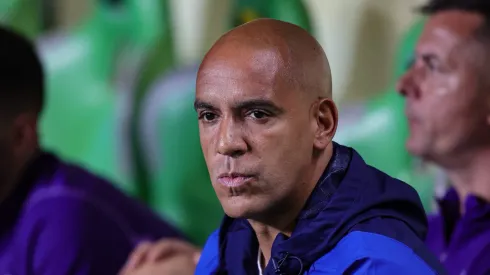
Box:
[437,188,490,245]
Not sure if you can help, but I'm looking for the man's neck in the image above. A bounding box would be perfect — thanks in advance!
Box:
[446,147,490,214]
[249,144,333,265]
[249,221,293,267]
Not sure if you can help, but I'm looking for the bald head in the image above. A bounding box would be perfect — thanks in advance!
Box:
[198,18,332,99]
[195,19,338,222]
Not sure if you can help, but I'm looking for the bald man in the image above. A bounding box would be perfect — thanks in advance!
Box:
[121,19,446,275]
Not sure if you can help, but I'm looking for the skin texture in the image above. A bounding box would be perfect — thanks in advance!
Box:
[195,18,337,263]
[397,10,490,210]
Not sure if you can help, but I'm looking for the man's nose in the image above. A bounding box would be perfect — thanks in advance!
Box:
[216,117,247,158]
[396,70,420,99]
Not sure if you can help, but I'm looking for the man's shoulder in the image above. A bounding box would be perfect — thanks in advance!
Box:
[30,153,125,203]
[6,156,184,274]
[9,184,135,274]
[17,182,136,242]
[17,157,147,241]
[26,155,178,234]
[312,231,445,274]
[19,163,177,240]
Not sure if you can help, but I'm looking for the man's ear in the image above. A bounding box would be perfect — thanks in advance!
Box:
[313,98,338,150]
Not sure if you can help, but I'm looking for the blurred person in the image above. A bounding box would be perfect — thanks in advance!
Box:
[124,18,446,275]
[397,1,490,274]
[0,25,187,275]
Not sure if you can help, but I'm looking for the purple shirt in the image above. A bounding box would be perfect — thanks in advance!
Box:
[426,188,490,275]
[0,152,184,275]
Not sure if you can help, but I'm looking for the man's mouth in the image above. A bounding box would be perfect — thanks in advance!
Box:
[405,108,420,126]
[407,114,421,128]
[217,173,255,188]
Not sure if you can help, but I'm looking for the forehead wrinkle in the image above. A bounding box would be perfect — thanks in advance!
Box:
[197,72,277,88]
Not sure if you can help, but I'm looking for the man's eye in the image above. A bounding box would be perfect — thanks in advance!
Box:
[199,112,217,122]
[428,61,442,72]
[249,110,268,119]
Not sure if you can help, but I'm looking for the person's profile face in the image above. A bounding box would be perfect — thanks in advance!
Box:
[397,11,490,163]
[195,44,316,219]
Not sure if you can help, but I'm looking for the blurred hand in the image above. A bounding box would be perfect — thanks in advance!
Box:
[119,239,201,275]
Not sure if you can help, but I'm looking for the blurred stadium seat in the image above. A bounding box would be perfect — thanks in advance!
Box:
[38,0,173,196]
[230,0,312,32]
[138,65,218,245]
[0,0,41,38]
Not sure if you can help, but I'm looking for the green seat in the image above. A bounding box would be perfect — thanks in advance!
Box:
[38,0,172,196]
[336,91,409,178]
[334,19,437,211]
[135,0,315,245]
[230,0,312,32]
[127,0,176,200]
[0,0,41,38]
[139,66,219,245]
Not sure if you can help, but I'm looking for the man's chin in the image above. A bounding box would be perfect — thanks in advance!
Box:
[224,211,248,219]
[223,206,255,219]
[407,140,440,167]
[221,198,263,219]
[406,138,426,158]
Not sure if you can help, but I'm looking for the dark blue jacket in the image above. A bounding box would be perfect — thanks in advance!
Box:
[196,144,446,274]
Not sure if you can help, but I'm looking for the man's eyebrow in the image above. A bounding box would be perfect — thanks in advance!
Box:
[193,99,284,114]
[233,99,284,113]
[193,100,216,112]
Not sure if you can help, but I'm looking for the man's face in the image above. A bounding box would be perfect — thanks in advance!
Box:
[397,11,490,165]
[195,43,318,219]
